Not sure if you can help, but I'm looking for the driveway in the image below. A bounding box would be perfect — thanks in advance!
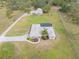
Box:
[1,13,29,36]
[0,35,27,42]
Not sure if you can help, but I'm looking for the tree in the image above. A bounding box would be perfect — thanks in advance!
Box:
[6,9,13,18]
[59,3,71,12]
[0,0,6,7]
[32,0,46,8]
[42,4,51,13]
[66,3,79,24]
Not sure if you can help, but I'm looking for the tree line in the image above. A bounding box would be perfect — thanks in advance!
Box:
[0,0,72,12]
[0,0,79,25]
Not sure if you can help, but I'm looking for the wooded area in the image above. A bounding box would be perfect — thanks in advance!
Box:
[0,0,79,25]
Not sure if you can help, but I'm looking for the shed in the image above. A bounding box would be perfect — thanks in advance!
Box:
[30,8,43,15]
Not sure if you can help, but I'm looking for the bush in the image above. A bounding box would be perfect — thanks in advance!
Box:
[27,37,32,41]
[41,29,49,40]
[42,4,51,13]
[59,3,71,12]
[53,0,60,6]
[6,9,13,18]
[27,37,39,42]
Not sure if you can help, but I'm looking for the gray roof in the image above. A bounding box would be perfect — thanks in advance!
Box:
[40,23,52,27]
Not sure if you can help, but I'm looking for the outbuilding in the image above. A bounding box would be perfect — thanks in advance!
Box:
[30,8,43,15]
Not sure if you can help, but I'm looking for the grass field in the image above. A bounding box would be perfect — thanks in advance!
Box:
[6,14,51,36]
[0,43,15,59]
[0,7,8,34]
[64,22,79,40]
[60,14,79,56]
[0,7,77,59]
[0,7,24,35]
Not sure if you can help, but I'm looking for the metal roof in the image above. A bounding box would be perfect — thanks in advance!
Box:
[40,23,52,27]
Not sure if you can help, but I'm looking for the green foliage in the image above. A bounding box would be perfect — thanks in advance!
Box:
[43,4,51,13]
[60,3,71,12]
[32,0,46,8]
[6,9,13,18]
[0,0,6,7]
[66,3,79,25]
[53,0,62,5]
[41,29,49,40]
[42,29,48,35]
[52,0,71,12]
[27,37,33,41]
[5,0,53,13]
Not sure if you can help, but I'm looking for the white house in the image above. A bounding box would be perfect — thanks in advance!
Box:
[30,8,43,15]
[29,23,56,39]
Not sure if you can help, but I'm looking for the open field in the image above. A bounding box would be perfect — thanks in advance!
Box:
[0,8,77,59]
[0,7,23,35]
[0,7,8,34]
[0,43,15,59]
[64,22,79,40]
[59,13,79,58]
[6,14,51,36]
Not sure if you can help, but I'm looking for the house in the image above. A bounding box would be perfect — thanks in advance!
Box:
[30,8,43,15]
[29,23,56,39]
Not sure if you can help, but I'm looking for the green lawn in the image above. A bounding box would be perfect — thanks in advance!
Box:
[60,14,79,56]
[0,43,15,59]
[0,7,23,35]
[6,14,51,36]
[0,7,8,34]
[6,11,66,36]
[1,8,77,59]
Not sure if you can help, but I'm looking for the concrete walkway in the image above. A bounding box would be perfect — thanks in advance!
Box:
[0,35,40,44]
[0,35,27,42]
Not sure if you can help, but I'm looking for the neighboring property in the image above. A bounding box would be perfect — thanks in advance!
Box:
[30,8,43,15]
[29,23,56,39]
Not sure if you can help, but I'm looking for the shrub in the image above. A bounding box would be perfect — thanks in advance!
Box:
[41,29,49,40]
[59,3,71,12]
[42,4,51,13]
[27,37,32,41]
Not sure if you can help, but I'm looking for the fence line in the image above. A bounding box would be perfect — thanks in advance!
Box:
[58,11,79,59]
